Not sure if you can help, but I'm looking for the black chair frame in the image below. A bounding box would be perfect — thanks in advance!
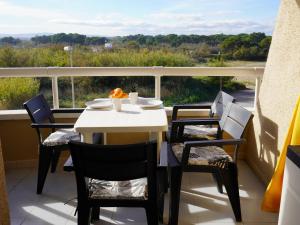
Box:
[169,91,235,141]
[23,94,83,194]
[69,141,161,225]
[166,103,253,224]
[171,91,236,121]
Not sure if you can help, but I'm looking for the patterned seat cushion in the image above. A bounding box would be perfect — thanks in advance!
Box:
[183,125,218,140]
[172,143,232,166]
[89,178,147,200]
[166,124,217,141]
[43,129,80,146]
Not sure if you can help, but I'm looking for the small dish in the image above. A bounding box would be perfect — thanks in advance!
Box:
[85,99,113,109]
[138,98,163,109]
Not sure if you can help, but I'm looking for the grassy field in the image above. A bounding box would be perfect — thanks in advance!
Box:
[226,60,266,67]
[226,61,265,89]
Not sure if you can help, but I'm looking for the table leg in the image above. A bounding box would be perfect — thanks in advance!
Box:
[149,132,163,159]
[82,133,93,144]
[81,132,107,144]
[103,133,107,145]
[157,132,162,156]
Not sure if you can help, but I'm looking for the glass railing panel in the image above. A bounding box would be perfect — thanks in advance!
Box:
[161,75,255,107]
[58,76,155,108]
[0,77,52,110]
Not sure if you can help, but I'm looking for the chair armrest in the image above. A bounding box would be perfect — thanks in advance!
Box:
[184,139,245,148]
[172,118,219,126]
[31,123,74,129]
[172,103,212,120]
[173,104,211,110]
[159,141,180,168]
[51,108,84,114]
[63,156,74,172]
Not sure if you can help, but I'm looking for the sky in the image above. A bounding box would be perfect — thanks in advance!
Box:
[0,0,280,37]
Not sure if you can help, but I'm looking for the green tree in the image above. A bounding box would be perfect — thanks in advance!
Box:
[0,37,21,45]
[0,47,18,67]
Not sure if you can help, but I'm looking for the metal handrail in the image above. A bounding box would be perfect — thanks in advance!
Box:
[0,66,264,109]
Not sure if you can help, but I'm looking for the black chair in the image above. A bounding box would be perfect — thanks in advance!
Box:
[165,102,253,224]
[168,91,235,141]
[23,94,83,194]
[69,141,159,225]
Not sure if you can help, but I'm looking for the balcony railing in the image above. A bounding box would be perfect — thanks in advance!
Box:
[0,66,264,110]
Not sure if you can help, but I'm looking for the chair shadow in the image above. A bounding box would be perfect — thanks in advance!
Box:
[168,190,237,224]
[246,98,280,179]
[22,195,115,225]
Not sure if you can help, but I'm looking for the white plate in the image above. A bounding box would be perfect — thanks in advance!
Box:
[138,98,163,108]
[85,99,112,109]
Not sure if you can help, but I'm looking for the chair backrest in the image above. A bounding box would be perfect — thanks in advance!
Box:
[219,102,253,139]
[211,91,235,118]
[69,141,157,200]
[23,94,54,124]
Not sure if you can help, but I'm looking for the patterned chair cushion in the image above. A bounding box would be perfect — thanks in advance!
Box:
[43,129,80,146]
[172,143,232,166]
[166,124,217,141]
[89,178,147,200]
[183,125,218,140]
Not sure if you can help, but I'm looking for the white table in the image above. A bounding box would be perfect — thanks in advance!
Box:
[74,101,168,155]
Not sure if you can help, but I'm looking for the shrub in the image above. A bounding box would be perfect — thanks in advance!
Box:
[0,78,39,109]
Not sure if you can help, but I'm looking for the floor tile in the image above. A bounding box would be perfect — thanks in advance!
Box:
[5,168,33,192]
[243,223,277,225]
[6,161,279,225]
[10,217,24,225]
[112,207,148,223]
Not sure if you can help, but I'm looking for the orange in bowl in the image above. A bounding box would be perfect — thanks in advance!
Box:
[109,88,128,98]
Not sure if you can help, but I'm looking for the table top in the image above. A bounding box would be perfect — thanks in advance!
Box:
[74,102,168,133]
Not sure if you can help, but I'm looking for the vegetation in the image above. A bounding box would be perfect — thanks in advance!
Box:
[31,33,108,45]
[0,36,21,45]
[0,32,269,109]
[0,78,39,109]
[1,32,271,61]
[220,33,271,60]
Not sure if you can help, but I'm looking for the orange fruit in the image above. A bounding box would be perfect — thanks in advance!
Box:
[109,88,128,98]
[121,93,128,98]
[113,88,123,97]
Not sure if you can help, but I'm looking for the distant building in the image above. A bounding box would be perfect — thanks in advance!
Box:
[104,42,113,49]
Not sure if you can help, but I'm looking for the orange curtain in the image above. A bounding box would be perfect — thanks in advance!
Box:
[262,96,300,212]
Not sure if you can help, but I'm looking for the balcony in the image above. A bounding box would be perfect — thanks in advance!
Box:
[0,66,280,224]
[1,0,300,224]
[6,161,277,225]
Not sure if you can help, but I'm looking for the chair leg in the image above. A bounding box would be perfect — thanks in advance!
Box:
[37,147,53,194]
[146,203,158,225]
[169,166,182,225]
[221,163,242,222]
[77,204,91,225]
[212,172,223,193]
[51,150,61,173]
[91,207,100,221]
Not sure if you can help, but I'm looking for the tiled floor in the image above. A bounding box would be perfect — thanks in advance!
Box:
[6,161,278,225]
